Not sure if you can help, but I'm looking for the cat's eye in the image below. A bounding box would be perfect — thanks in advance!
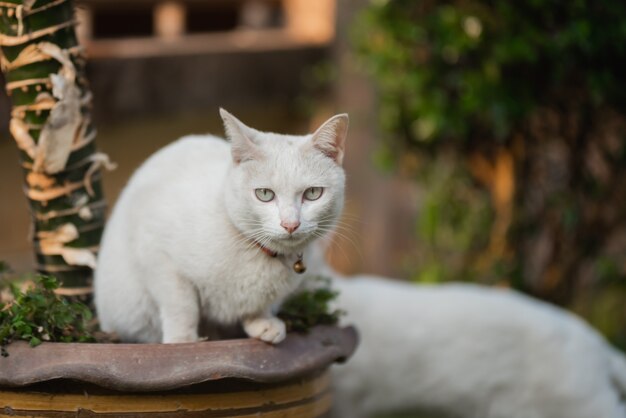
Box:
[255,188,275,202]
[303,187,324,201]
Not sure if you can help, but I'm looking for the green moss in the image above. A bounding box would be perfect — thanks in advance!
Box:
[0,271,94,356]
[278,277,344,332]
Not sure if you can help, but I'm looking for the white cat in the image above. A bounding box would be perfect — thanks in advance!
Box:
[327,273,626,418]
[94,109,349,344]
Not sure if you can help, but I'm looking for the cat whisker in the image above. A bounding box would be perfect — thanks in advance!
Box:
[315,226,364,262]
[220,229,270,254]
[337,214,366,225]
[317,216,362,230]
[329,224,361,243]
[317,218,361,241]
[312,230,355,266]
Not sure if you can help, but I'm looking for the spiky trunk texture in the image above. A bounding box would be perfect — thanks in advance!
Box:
[0,0,108,300]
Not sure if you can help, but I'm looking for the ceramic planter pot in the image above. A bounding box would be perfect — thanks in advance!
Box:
[0,325,357,417]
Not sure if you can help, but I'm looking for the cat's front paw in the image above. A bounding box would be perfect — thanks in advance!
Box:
[243,317,286,344]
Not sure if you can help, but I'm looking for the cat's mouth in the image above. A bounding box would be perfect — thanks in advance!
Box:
[279,233,308,246]
[242,224,320,256]
[266,232,314,254]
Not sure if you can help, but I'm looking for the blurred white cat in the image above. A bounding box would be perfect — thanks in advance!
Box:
[95,109,348,344]
[328,273,626,418]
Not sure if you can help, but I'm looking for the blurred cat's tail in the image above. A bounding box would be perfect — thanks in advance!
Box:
[609,347,626,397]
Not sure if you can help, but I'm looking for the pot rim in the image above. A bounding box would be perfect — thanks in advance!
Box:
[0,325,358,392]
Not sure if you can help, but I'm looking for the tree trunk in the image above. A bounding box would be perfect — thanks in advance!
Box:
[0,0,112,300]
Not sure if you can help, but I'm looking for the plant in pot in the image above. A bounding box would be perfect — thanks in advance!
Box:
[0,1,357,416]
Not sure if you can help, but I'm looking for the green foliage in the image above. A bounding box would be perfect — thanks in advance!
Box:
[354,0,626,149]
[355,0,626,349]
[412,159,492,284]
[278,277,344,332]
[0,274,94,355]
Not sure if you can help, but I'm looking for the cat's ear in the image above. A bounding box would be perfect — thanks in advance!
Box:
[311,113,349,165]
[220,108,260,164]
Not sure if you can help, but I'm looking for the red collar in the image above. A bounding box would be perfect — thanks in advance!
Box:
[254,241,278,258]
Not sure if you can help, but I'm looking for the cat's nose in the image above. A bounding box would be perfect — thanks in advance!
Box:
[281,220,301,234]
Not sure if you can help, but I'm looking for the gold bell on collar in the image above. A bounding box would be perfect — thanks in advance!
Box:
[293,254,306,274]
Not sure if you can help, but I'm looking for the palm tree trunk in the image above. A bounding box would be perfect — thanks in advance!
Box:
[0,0,112,300]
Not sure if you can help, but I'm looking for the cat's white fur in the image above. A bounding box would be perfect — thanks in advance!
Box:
[94,109,348,343]
[327,273,626,418]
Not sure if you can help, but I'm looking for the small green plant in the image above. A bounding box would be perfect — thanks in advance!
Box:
[278,277,344,332]
[0,274,94,356]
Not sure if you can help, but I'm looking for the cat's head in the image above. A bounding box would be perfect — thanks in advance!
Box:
[220,108,348,255]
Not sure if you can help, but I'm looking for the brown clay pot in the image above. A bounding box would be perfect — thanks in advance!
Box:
[0,326,357,417]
